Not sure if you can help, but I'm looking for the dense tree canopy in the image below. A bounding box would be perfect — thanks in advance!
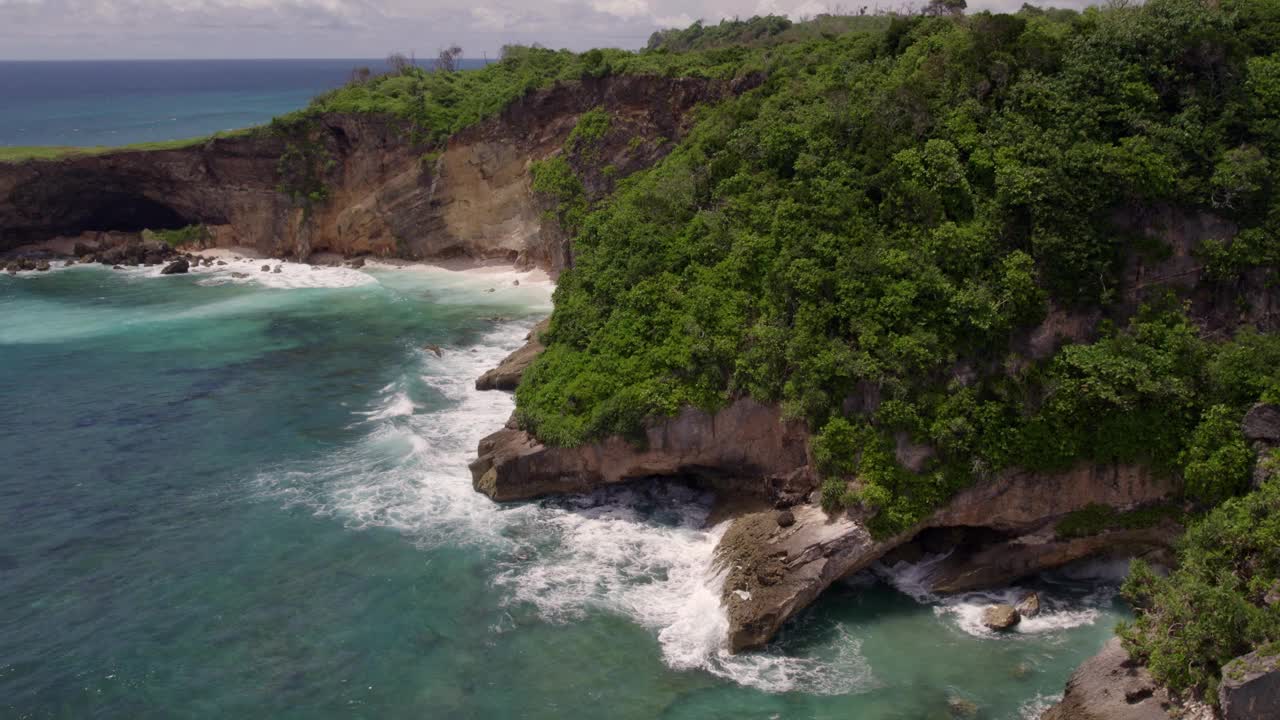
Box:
[517,0,1280,537]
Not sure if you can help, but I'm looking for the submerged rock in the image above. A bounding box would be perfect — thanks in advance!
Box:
[1219,650,1280,720]
[981,604,1020,631]
[947,696,978,718]
[424,343,443,358]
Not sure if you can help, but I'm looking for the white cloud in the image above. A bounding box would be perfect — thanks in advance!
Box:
[0,0,1077,59]
[591,0,650,17]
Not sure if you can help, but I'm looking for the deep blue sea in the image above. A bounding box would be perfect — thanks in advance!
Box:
[0,260,1128,718]
[0,59,486,148]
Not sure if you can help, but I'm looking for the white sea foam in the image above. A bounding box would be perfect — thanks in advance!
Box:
[186,258,378,289]
[875,555,1112,639]
[1018,693,1063,719]
[248,264,873,694]
[256,317,542,545]
[493,486,875,694]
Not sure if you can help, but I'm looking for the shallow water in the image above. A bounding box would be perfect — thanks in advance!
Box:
[0,263,1124,718]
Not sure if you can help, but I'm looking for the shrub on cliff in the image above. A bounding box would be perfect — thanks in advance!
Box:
[1120,472,1280,701]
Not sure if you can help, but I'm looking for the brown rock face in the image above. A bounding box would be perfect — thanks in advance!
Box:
[718,463,1180,652]
[475,318,549,391]
[1042,638,1212,720]
[924,525,1178,594]
[0,75,749,271]
[468,397,810,502]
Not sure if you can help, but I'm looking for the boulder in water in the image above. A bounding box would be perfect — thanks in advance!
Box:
[272,265,282,274]
[981,604,1020,631]
[776,509,796,528]
[160,258,190,275]
[1015,591,1041,618]
[424,343,443,358]
[216,260,227,266]
[231,272,249,279]
[35,260,50,272]
[261,265,271,272]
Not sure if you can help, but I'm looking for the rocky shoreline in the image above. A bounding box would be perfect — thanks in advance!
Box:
[465,307,1280,720]
[468,317,1180,649]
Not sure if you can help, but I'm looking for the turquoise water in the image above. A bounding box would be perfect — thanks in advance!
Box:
[0,262,1125,719]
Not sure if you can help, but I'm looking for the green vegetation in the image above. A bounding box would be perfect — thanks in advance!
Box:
[530,156,588,235]
[646,14,891,52]
[0,134,243,163]
[277,44,760,147]
[566,107,611,154]
[1120,466,1280,702]
[1055,502,1183,540]
[143,225,209,248]
[517,0,1280,537]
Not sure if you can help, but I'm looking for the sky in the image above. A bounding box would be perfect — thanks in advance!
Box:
[0,0,1095,60]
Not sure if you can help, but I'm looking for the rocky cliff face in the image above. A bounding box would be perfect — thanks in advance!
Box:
[0,75,747,272]
[469,397,810,502]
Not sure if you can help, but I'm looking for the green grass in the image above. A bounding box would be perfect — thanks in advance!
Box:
[0,129,257,164]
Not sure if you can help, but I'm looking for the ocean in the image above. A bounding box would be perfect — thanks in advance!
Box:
[0,59,487,148]
[0,260,1127,718]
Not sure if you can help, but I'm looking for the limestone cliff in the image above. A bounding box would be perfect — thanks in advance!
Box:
[469,398,810,502]
[0,75,750,272]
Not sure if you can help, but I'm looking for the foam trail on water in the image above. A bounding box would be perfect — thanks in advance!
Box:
[244,264,876,694]
[256,316,542,546]
[494,485,875,694]
[1019,693,1063,719]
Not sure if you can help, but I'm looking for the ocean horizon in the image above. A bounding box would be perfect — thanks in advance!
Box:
[0,58,489,148]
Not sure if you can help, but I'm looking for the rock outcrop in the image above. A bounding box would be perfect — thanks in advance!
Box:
[476,318,549,391]
[0,75,755,272]
[981,604,1020,631]
[1244,403,1280,489]
[718,463,1180,652]
[468,397,810,502]
[1042,638,1214,720]
[924,525,1178,594]
[1219,650,1280,720]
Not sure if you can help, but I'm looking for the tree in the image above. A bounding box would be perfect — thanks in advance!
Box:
[435,45,463,73]
[348,66,372,84]
[924,0,966,15]
[386,52,412,75]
